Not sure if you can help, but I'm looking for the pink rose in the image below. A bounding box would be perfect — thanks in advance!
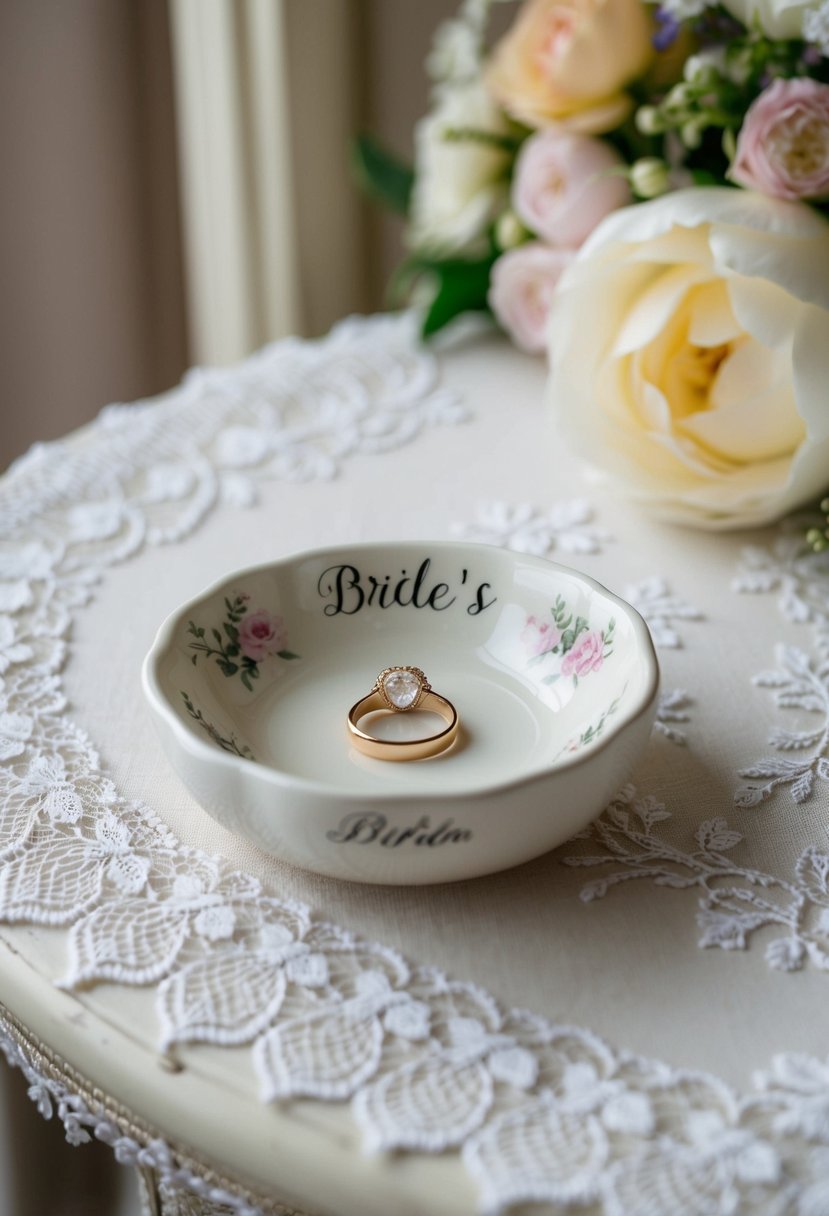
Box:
[513,131,631,248]
[561,630,604,677]
[488,243,574,353]
[522,614,562,656]
[238,610,288,662]
[731,78,829,201]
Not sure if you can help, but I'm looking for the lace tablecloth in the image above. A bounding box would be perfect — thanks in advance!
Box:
[1,313,828,1216]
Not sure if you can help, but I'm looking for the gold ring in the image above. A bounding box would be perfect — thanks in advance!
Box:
[347,667,459,761]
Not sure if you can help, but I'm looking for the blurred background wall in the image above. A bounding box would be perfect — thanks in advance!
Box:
[0,0,453,474]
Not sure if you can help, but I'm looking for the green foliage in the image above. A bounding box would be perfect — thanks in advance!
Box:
[690,168,724,187]
[352,134,414,216]
[392,251,497,339]
[551,595,589,655]
[420,253,496,337]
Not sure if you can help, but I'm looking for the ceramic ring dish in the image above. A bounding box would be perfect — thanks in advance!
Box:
[142,543,660,884]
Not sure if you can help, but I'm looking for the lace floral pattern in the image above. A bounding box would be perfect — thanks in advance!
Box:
[654,689,692,745]
[736,645,829,808]
[451,498,610,556]
[734,537,829,636]
[734,537,829,810]
[565,785,829,973]
[624,575,704,650]
[1,316,829,1214]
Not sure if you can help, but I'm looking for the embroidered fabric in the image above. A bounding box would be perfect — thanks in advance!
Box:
[1,313,829,1215]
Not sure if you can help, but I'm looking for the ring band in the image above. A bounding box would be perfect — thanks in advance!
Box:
[347,667,458,761]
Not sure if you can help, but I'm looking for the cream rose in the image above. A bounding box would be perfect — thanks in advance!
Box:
[408,80,511,254]
[485,0,654,134]
[720,0,818,39]
[548,188,829,528]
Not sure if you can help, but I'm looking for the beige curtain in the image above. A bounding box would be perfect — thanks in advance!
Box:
[0,0,450,471]
[0,0,188,473]
[169,0,372,360]
[166,0,458,362]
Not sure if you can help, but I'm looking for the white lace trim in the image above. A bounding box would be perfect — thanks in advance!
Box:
[0,1015,262,1216]
[2,316,829,1213]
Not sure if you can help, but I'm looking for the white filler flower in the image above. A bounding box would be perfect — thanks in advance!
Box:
[408,80,511,254]
[720,0,823,39]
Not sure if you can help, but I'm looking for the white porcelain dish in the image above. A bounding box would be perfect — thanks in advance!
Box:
[142,542,659,884]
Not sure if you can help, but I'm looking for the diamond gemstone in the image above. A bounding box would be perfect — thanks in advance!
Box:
[383,669,421,710]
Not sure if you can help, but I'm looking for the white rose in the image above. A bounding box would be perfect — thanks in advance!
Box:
[548,187,829,528]
[408,81,511,254]
[719,0,818,39]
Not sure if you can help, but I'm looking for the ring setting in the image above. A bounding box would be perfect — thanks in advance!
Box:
[348,666,458,761]
[376,666,430,711]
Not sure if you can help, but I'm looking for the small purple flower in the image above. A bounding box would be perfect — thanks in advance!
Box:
[653,7,680,50]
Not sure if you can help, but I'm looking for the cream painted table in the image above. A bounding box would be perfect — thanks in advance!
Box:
[1,313,828,1216]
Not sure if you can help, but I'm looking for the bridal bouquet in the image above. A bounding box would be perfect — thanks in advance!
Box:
[356,0,829,529]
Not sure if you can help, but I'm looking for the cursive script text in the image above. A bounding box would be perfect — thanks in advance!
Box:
[326,812,472,847]
[318,558,495,618]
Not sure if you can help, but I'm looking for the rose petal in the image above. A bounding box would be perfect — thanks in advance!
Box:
[612,265,708,356]
[710,223,829,312]
[709,340,786,410]
[727,275,802,348]
[580,188,828,263]
[688,282,743,347]
[694,383,803,464]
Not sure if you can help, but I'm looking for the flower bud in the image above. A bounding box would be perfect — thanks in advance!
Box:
[495,210,528,250]
[681,120,704,149]
[630,157,671,199]
[683,49,726,86]
[683,55,708,83]
[721,126,737,162]
[635,105,664,135]
[665,82,693,113]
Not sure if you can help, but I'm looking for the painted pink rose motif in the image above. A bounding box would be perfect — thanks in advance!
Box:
[187,594,299,691]
[521,614,562,656]
[524,595,615,686]
[239,610,288,661]
[561,630,605,677]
